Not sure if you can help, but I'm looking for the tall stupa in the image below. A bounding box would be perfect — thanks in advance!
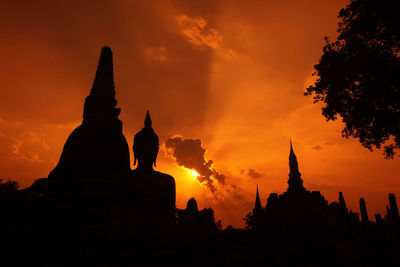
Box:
[48,46,130,180]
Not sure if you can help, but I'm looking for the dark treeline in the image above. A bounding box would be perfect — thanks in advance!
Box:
[0,47,399,266]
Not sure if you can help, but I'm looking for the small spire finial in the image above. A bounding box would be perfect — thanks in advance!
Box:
[289,139,297,159]
[255,184,261,211]
[144,110,152,127]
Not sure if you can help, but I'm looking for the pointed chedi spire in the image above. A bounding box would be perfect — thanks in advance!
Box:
[338,192,348,212]
[144,110,152,127]
[83,46,120,124]
[289,139,299,174]
[360,198,369,223]
[254,184,262,212]
[389,193,400,219]
[287,140,305,193]
[47,46,130,180]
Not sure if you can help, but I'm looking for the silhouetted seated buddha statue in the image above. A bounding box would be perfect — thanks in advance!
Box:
[129,111,176,229]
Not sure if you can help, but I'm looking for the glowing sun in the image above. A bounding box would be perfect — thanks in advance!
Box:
[187,169,200,179]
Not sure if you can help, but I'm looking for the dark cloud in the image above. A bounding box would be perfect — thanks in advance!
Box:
[311,144,322,151]
[164,136,226,193]
[247,168,262,179]
[311,141,334,151]
[324,142,334,146]
[224,184,245,201]
[240,168,262,179]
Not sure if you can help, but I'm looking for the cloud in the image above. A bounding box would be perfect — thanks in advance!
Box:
[0,129,50,185]
[55,120,81,130]
[164,136,226,193]
[311,144,322,151]
[11,139,39,162]
[247,168,262,179]
[311,141,334,151]
[143,46,168,62]
[240,168,262,179]
[0,124,44,163]
[176,14,222,49]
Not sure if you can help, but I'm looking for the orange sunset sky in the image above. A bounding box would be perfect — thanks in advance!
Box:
[1,0,400,227]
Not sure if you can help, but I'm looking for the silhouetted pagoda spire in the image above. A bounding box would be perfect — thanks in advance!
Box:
[145,110,152,127]
[254,185,262,212]
[338,192,348,213]
[360,198,369,223]
[387,193,400,223]
[389,194,399,218]
[48,46,130,180]
[83,46,120,124]
[287,140,305,192]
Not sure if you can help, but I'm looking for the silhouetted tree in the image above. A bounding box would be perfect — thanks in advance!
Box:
[0,179,23,228]
[0,179,21,205]
[0,178,19,193]
[244,211,256,230]
[305,0,400,158]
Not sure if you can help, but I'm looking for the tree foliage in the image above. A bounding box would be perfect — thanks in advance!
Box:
[305,0,400,158]
[244,211,255,230]
[0,179,19,193]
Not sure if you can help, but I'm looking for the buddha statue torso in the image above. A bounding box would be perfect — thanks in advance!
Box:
[131,169,175,226]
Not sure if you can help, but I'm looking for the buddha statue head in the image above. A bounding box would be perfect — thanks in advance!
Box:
[133,111,159,169]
